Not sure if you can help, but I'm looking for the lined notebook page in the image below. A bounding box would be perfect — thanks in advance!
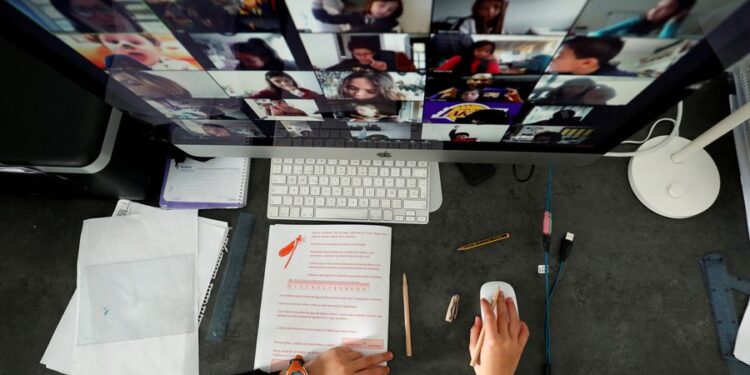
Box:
[161,157,250,207]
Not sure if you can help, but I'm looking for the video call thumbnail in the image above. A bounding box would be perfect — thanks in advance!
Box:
[145,0,280,33]
[546,36,694,77]
[145,98,248,119]
[301,33,422,72]
[174,119,266,138]
[8,0,169,33]
[529,75,654,106]
[521,106,593,125]
[287,0,433,34]
[423,101,522,125]
[426,74,537,103]
[430,0,588,35]
[246,99,324,121]
[421,124,510,143]
[109,70,229,99]
[572,0,740,39]
[348,122,413,141]
[328,101,423,123]
[208,71,323,99]
[279,121,315,138]
[316,71,426,101]
[430,34,562,75]
[57,32,202,70]
[189,33,296,71]
[502,124,595,145]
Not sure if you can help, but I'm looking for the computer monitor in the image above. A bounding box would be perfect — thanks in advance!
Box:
[1,0,748,165]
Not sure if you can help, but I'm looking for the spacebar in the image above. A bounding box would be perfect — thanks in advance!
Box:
[315,208,369,220]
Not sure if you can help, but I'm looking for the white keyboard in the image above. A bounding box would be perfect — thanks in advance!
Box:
[267,158,430,224]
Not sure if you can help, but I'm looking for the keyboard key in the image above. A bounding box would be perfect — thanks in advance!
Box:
[370,199,380,208]
[325,166,335,175]
[283,158,293,164]
[305,158,315,164]
[368,167,378,177]
[407,179,417,188]
[398,190,408,199]
[270,196,282,205]
[418,161,428,167]
[327,159,338,165]
[271,164,282,174]
[279,206,290,217]
[396,178,405,188]
[395,161,405,167]
[362,160,372,166]
[317,159,327,165]
[406,216,416,222]
[331,176,340,186]
[382,199,391,208]
[282,165,293,174]
[384,210,393,221]
[373,160,382,166]
[288,175,297,185]
[309,176,319,185]
[316,208,368,220]
[391,168,400,177]
[322,187,332,196]
[403,200,427,210]
[402,168,412,177]
[301,207,314,218]
[336,198,347,207]
[384,160,394,166]
[303,165,314,175]
[272,158,282,164]
[315,197,325,206]
[395,215,405,222]
[359,198,369,207]
[332,187,342,196]
[379,168,389,177]
[340,160,349,165]
[393,200,402,209]
[352,177,362,187]
[341,177,351,186]
[369,209,382,220]
[336,166,346,175]
[294,158,304,164]
[354,188,364,197]
[417,216,427,223]
[374,178,384,187]
[314,166,324,175]
[271,175,286,184]
[299,176,308,185]
[311,186,321,196]
[387,189,397,198]
[294,197,303,206]
[348,198,358,208]
[293,165,303,174]
[358,167,368,176]
[409,189,419,199]
[289,186,299,195]
[271,185,288,195]
[268,206,279,217]
[376,189,386,198]
[283,196,293,205]
[407,161,416,167]
[326,197,336,207]
[320,176,329,185]
[363,177,373,186]
[304,197,314,206]
[365,188,375,197]
[347,167,357,176]
[414,168,428,178]
[343,187,353,197]
[351,160,360,166]
[291,207,301,218]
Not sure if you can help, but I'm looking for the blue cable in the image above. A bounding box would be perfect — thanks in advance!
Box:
[543,165,553,365]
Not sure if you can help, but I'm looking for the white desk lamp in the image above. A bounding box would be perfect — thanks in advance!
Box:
[628,101,750,219]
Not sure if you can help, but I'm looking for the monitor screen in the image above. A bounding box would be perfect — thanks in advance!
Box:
[3,0,745,155]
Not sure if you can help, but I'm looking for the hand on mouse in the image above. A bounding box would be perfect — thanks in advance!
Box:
[469,292,529,375]
[306,347,392,375]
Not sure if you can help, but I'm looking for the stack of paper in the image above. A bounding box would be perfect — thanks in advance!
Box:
[41,201,230,375]
[160,157,251,209]
[254,225,392,373]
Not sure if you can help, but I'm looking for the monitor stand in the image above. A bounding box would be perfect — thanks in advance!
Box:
[429,162,443,213]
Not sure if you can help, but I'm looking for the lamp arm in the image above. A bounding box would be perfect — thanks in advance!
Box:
[671,101,750,163]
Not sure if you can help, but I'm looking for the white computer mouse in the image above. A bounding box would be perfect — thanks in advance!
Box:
[479,281,518,321]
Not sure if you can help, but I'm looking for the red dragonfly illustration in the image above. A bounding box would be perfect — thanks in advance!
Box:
[278,235,303,269]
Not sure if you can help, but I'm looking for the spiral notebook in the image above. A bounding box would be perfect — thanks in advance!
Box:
[160,157,251,209]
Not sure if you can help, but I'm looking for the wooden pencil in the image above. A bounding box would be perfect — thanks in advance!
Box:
[403,273,413,357]
[469,288,502,367]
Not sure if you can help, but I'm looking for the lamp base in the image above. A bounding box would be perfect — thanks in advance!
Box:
[628,136,720,219]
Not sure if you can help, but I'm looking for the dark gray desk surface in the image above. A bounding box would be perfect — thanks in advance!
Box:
[2,81,750,375]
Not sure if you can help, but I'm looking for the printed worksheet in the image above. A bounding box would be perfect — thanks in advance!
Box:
[254,225,392,372]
